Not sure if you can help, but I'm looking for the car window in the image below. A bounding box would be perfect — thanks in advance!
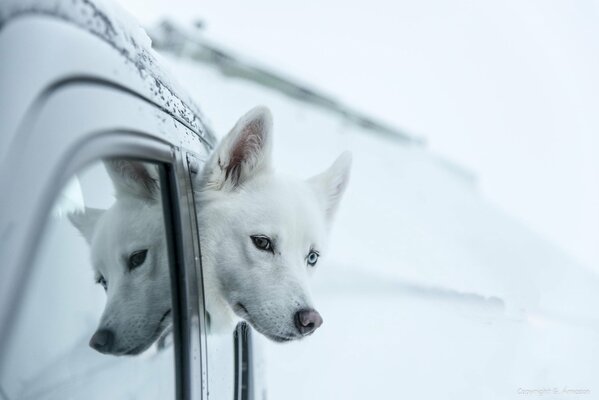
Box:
[187,158,236,400]
[0,159,176,400]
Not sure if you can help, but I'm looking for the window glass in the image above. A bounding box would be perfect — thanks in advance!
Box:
[205,322,236,400]
[0,159,175,400]
[188,162,236,400]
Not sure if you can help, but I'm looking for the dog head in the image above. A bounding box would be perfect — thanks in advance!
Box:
[197,106,351,342]
[69,160,172,355]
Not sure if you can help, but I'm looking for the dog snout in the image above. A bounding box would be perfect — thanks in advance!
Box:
[89,329,115,353]
[294,309,323,336]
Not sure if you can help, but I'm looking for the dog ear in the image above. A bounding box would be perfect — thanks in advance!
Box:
[68,207,105,244]
[202,106,273,191]
[308,151,352,224]
[104,159,159,201]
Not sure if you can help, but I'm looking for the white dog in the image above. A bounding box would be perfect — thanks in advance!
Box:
[70,106,351,353]
[69,159,172,355]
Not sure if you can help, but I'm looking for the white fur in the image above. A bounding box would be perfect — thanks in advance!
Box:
[195,106,351,341]
[69,160,172,355]
[71,106,351,352]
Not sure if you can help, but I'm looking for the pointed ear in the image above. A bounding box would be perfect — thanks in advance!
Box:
[202,106,273,191]
[104,159,159,201]
[68,207,105,244]
[308,152,352,224]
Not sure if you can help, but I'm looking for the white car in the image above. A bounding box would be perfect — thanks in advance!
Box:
[0,1,261,399]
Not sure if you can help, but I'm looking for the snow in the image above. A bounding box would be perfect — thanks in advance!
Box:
[161,53,599,399]
[119,0,599,271]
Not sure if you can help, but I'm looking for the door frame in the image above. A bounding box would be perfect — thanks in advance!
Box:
[0,82,208,400]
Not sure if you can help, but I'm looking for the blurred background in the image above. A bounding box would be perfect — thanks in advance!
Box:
[120,1,598,398]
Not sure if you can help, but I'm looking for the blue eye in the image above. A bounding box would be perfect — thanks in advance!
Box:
[307,250,319,266]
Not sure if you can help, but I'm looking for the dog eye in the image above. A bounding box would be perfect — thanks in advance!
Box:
[251,235,273,253]
[128,249,148,270]
[96,275,108,291]
[307,250,319,266]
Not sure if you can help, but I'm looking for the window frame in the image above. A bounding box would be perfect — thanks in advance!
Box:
[186,154,257,400]
[0,82,209,400]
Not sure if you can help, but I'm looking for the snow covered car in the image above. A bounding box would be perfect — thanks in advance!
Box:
[0,1,262,399]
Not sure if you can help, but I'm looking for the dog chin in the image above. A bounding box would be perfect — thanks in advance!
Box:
[255,328,301,343]
[264,333,295,343]
[115,309,172,356]
[233,302,301,343]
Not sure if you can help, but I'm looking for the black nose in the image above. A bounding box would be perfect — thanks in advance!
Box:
[294,309,323,336]
[89,329,115,353]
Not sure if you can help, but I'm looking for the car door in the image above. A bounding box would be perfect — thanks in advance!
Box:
[0,10,267,399]
[0,76,210,400]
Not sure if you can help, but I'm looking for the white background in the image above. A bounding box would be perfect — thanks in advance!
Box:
[118,0,599,272]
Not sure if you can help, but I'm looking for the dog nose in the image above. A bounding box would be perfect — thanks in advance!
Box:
[294,309,323,336]
[89,329,115,353]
